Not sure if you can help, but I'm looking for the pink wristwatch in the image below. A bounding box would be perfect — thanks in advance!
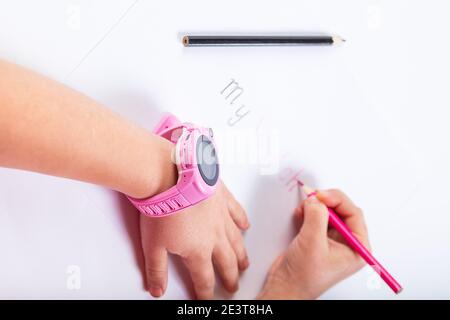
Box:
[126,113,219,217]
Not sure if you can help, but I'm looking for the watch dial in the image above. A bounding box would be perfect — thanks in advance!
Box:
[196,135,219,186]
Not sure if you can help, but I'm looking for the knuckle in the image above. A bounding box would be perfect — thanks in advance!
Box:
[327,188,346,200]
[222,258,237,271]
[305,201,325,213]
[146,267,165,281]
[354,206,364,215]
[329,188,343,196]
[218,254,238,272]
[230,239,241,252]
[185,250,211,266]
[355,257,365,270]
[193,251,211,262]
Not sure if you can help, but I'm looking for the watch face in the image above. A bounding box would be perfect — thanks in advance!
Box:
[196,135,219,186]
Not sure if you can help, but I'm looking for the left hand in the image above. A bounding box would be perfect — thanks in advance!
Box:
[140,181,250,299]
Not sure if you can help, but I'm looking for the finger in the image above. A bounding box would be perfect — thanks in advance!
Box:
[293,203,305,230]
[329,238,366,271]
[183,253,215,300]
[144,245,168,298]
[228,196,250,230]
[299,196,329,245]
[316,189,358,217]
[212,241,239,293]
[225,218,249,271]
[220,181,249,230]
[328,228,344,243]
[316,189,370,248]
[298,200,333,226]
[328,228,352,247]
[294,202,304,219]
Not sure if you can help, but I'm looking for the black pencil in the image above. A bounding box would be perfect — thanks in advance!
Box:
[182,35,345,47]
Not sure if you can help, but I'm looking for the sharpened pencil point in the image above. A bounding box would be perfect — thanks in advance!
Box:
[301,184,316,196]
[332,35,346,45]
[182,36,189,47]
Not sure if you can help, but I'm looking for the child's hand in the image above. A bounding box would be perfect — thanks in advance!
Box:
[140,181,250,299]
[258,189,370,299]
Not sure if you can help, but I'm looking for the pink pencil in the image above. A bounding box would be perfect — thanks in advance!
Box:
[301,184,403,294]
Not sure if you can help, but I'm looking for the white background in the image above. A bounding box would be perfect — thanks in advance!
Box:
[0,0,449,299]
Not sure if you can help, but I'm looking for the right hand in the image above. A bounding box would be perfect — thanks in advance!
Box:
[258,189,370,299]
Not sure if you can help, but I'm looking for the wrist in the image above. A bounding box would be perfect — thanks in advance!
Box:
[116,132,177,199]
[257,270,316,300]
[258,282,313,300]
[148,138,178,196]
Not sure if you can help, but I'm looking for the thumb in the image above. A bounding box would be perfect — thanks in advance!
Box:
[299,196,329,244]
[145,245,168,298]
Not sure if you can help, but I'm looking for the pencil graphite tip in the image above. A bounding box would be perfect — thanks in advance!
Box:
[301,184,315,196]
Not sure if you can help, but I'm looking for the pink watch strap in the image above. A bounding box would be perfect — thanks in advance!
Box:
[128,185,191,217]
[126,113,190,217]
[153,113,184,141]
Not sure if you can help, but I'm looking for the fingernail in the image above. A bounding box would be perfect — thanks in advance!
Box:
[306,195,319,204]
[149,286,163,297]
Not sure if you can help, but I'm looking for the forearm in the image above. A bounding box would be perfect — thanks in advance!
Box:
[0,60,176,198]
